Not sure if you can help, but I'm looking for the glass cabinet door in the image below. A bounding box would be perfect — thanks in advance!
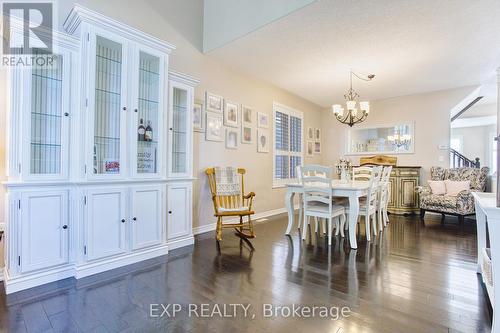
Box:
[135,51,161,175]
[27,53,68,178]
[170,85,189,176]
[92,35,124,176]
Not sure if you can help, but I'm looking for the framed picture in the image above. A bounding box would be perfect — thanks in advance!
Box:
[206,112,223,141]
[205,92,223,113]
[226,128,238,149]
[314,141,321,154]
[242,105,253,125]
[315,128,321,141]
[257,129,270,153]
[193,100,204,132]
[307,127,314,140]
[306,141,314,156]
[241,126,253,144]
[224,100,239,127]
[257,112,269,129]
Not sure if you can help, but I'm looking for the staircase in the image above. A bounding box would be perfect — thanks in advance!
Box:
[450,148,480,168]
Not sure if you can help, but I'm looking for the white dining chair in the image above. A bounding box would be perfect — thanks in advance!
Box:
[378,166,393,231]
[301,165,346,245]
[352,166,373,181]
[340,166,382,241]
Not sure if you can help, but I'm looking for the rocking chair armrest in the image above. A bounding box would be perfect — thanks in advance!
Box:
[243,192,256,199]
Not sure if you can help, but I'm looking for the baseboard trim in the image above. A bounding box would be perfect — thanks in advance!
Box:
[193,205,299,236]
[167,236,194,250]
[4,265,75,294]
[74,245,169,279]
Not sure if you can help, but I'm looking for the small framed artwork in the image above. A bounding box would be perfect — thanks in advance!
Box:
[224,100,239,127]
[306,141,314,156]
[257,112,269,129]
[257,129,270,153]
[193,100,204,132]
[226,128,239,149]
[205,92,223,113]
[314,141,321,154]
[307,127,314,140]
[242,105,253,125]
[241,126,253,144]
[206,112,223,141]
[315,128,321,141]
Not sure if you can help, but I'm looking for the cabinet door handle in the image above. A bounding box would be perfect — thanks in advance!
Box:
[169,128,173,131]
[62,225,68,229]
[64,112,69,117]
[121,219,126,223]
[122,107,127,111]
[168,211,172,214]
[134,108,138,113]
[133,217,137,221]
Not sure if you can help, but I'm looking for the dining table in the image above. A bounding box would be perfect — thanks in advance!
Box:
[284,179,371,249]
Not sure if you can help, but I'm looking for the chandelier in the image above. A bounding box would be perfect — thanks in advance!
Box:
[388,127,411,148]
[332,70,375,127]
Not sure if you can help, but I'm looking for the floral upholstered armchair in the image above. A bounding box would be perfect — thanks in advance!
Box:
[416,166,489,223]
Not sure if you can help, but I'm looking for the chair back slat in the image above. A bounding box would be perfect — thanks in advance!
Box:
[367,166,383,206]
[301,165,333,213]
[205,167,247,213]
[352,166,373,181]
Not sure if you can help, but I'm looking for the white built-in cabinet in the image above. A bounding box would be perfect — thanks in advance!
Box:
[3,5,199,294]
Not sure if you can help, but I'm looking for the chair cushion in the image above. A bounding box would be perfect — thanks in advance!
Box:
[428,180,446,195]
[421,194,457,209]
[444,180,470,196]
[219,206,250,212]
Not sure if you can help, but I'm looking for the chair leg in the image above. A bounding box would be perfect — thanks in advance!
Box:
[383,208,389,226]
[239,216,244,233]
[302,215,308,240]
[365,215,371,241]
[340,214,346,238]
[378,209,383,232]
[420,209,425,220]
[372,214,378,236]
[323,219,327,235]
[328,217,333,246]
[216,217,222,241]
[248,215,255,237]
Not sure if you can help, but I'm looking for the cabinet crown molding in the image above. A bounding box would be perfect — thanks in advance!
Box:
[63,4,176,54]
[169,70,200,87]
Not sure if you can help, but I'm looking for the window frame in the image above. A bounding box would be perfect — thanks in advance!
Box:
[272,102,304,188]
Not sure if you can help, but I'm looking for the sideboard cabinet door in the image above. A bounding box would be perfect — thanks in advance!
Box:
[85,188,127,260]
[131,185,163,250]
[20,190,70,273]
[167,183,192,240]
[399,177,419,210]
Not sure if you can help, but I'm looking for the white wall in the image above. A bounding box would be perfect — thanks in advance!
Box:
[451,124,496,171]
[321,86,478,182]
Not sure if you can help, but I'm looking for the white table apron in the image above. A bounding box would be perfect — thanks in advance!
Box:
[285,181,369,249]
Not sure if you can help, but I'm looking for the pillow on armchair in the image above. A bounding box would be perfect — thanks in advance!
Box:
[428,180,446,195]
[444,180,470,196]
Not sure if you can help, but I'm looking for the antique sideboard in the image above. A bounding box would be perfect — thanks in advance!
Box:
[359,155,421,215]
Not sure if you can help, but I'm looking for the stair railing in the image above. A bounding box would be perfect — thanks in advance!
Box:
[450,148,480,168]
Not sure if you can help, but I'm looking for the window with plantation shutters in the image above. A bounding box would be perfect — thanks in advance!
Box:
[273,102,303,186]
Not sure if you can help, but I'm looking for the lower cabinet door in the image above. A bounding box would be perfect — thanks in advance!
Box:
[167,183,192,240]
[85,188,127,261]
[20,190,69,273]
[399,177,419,209]
[131,185,163,250]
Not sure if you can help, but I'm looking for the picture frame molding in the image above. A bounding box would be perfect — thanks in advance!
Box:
[205,91,223,113]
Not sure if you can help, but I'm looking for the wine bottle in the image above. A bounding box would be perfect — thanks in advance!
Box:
[138,118,145,141]
[145,121,153,142]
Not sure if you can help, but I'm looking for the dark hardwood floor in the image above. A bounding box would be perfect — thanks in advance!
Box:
[0,214,492,333]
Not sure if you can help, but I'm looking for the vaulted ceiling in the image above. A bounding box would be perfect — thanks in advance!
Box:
[204,0,500,107]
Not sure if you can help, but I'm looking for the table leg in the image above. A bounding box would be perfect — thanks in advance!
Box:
[348,195,359,249]
[285,188,296,235]
[298,194,304,231]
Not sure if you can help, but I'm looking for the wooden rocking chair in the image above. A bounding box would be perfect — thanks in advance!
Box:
[205,167,256,242]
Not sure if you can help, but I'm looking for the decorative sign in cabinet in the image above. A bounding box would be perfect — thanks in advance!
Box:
[3,5,198,294]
